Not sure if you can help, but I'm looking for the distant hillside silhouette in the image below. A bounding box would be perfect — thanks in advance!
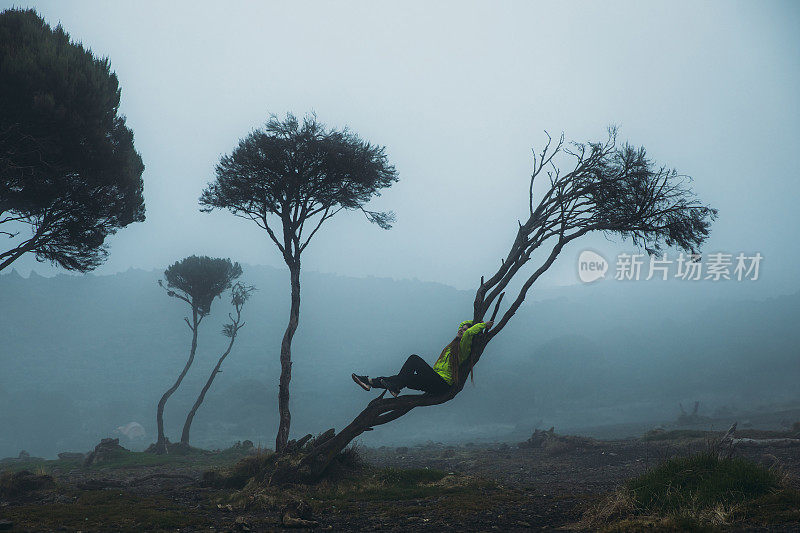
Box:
[1,267,798,457]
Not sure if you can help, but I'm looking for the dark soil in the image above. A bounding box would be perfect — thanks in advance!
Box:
[1,435,798,531]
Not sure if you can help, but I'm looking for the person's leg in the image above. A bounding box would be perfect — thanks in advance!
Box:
[402,357,450,394]
[372,354,426,391]
[375,354,449,394]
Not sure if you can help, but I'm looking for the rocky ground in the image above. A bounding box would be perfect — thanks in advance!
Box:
[1,432,799,532]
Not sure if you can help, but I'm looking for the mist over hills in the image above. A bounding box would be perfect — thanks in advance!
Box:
[1,265,798,458]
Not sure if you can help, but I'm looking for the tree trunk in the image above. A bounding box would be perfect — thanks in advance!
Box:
[155,307,198,452]
[295,340,488,480]
[180,332,237,446]
[276,261,301,453]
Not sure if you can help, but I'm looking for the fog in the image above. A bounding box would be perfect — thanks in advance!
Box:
[2,1,800,458]
[2,267,798,458]
[4,0,800,289]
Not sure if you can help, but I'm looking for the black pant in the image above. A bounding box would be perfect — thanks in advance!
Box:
[374,354,450,394]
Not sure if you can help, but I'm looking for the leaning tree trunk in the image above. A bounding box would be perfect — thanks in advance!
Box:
[155,307,198,452]
[180,331,237,446]
[276,260,301,453]
[294,338,489,480]
[287,292,508,480]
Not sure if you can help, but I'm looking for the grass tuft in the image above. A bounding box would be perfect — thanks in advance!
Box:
[321,444,368,481]
[627,451,780,513]
[203,448,276,488]
[583,451,799,529]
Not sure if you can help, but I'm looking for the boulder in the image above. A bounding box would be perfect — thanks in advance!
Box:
[84,438,129,466]
[519,427,596,455]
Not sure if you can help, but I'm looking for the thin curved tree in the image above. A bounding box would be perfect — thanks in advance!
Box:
[275,127,718,480]
[0,8,144,273]
[152,255,242,453]
[180,282,256,446]
[200,113,398,452]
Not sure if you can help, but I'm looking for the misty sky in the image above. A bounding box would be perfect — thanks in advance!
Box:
[4,0,799,293]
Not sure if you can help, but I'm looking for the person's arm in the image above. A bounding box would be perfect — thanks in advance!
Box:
[458,321,492,364]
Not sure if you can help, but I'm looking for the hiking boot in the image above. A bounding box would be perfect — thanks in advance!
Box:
[351,373,371,391]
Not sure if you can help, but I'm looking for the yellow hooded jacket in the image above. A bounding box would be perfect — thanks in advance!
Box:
[432,320,488,385]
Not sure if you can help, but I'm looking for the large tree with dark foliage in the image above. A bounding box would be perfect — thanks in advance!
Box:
[200,113,398,452]
[152,255,242,453]
[265,127,718,481]
[0,9,145,273]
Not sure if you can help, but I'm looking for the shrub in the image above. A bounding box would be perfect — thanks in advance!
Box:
[627,452,781,514]
[583,452,797,529]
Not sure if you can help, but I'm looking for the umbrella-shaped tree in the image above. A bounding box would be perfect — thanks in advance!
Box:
[151,255,242,453]
[200,113,398,452]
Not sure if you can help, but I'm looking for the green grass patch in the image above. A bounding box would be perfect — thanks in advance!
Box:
[627,452,781,513]
[1,447,257,477]
[584,452,799,529]
[0,458,54,473]
[2,490,208,532]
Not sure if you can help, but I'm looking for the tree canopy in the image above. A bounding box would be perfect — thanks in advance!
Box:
[0,8,145,272]
[200,113,398,262]
[161,255,243,316]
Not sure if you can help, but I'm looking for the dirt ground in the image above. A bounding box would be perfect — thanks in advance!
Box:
[1,436,799,532]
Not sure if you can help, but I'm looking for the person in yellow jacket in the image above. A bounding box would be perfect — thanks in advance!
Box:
[352,320,493,397]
